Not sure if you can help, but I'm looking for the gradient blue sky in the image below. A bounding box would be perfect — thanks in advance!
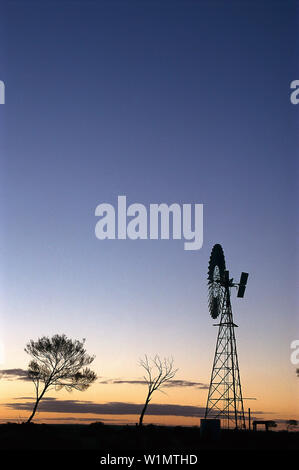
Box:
[0,0,298,423]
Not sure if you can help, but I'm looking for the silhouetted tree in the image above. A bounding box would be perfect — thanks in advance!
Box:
[25,334,97,423]
[138,355,178,427]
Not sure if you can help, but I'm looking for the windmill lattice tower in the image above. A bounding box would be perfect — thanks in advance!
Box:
[205,244,248,429]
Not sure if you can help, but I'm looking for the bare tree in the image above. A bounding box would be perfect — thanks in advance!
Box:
[138,355,178,427]
[25,334,97,423]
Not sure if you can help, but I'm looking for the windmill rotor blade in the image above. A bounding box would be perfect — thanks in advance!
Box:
[207,244,226,319]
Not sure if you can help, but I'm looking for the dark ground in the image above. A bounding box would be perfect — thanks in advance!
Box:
[0,423,298,465]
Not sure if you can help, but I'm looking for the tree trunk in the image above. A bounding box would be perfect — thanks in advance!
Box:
[26,385,48,424]
[139,397,150,427]
[26,397,40,424]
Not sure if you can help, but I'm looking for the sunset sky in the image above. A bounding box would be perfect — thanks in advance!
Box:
[0,1,298,428]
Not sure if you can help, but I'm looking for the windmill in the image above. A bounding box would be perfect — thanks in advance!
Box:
[205,244,248,429]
